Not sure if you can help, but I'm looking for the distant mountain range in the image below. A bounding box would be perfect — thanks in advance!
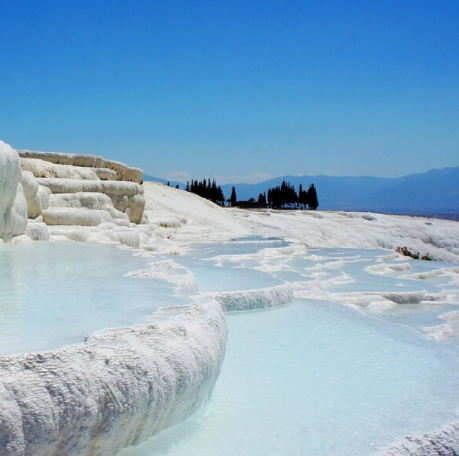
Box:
[144,166,459,217]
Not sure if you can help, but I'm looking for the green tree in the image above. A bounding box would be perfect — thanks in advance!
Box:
[230,186,237,206]
[258,192,266,206]
[307,184,319,210]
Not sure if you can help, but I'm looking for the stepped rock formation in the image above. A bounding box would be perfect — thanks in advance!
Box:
[0,144,148,246]
[17,150,143,183]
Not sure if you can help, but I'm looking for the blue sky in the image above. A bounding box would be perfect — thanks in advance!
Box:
[1,1,458,184]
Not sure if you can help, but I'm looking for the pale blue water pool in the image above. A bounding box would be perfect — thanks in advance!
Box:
[119,244,459,456]
[121,299,459,456]
[187,237,288,257]
[173,257,284,292]
[0,243,181,355]
[2,239,459,455]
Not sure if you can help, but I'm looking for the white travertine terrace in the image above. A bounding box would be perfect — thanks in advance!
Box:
[208,283,294,312]
[37,178,145,224]
[2,146,147,246]
[2,140,459,455]
[21,158,101,181]
[127,259,199,291]
[0,298,227,456]
[17,150,143,184]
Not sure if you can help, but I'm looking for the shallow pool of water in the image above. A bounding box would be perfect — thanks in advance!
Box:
[3,240,459,455]
[0,243,183,355]
[121,299,459,456]
[188,238,288,257]
[173,257,284,292]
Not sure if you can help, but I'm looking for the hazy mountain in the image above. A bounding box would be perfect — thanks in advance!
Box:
[143,175,184,188]
[145,167,459,216]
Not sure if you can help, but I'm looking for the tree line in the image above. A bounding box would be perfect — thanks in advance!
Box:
[266,181,318,209]
[181,177,318,209]
[184,179,225,204]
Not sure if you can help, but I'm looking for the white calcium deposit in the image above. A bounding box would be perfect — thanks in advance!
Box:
[2,140,459,456]
[374,422,459,456]
[0,298,226,456]
[0,141,28,242]
[17,150,143,184]
[127,260,199,291]
[208,283,293,312]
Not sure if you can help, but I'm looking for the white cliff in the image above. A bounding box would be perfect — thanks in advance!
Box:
[0,141,28,242]
[0,145,147,246]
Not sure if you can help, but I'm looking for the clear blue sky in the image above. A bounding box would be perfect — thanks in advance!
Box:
[1,0,458,183]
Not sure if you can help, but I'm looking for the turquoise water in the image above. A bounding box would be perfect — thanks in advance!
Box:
[119,245,459,456]
[174,257,284,291]
[121,300,459,456]
[2,240,459,455]
[0,243,180,355]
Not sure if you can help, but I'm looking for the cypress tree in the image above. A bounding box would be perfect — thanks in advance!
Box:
[216,185,225,205]
[307,184,319,210]
[257,192,267,206]
[230,186,237,206]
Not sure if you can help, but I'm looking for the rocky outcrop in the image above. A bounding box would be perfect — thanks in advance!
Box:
[36,178,145,224]
[14,150,146,245]
[0,142,28,242]
[21,171,51,219]
[17,150,143,184]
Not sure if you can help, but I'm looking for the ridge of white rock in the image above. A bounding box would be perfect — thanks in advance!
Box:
[127,260,199,291]
[17,150,143,183]
[36,178,145,224]
[376,422,459,456]
[0,141,28,242]
[0,297,226,456]
[208,283,294,312]
[20,171,51,219]
[21,158,101,180]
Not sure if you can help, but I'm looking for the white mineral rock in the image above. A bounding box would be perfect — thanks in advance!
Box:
[0,298,227,456]
[0,141,28,242]
[37,179,145,223]
[21,157,100,180]
[20,171,51,218]
[17,150,143,183]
